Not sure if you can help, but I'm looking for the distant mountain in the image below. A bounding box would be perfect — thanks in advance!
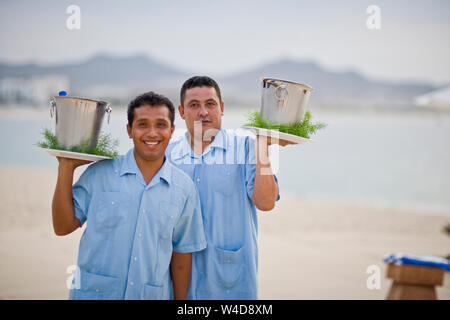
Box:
[0,54,188,102]
[0,55,439,108]
[219,58,437,108]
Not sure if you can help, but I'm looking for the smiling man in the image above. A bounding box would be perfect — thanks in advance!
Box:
[166,76,280,299]
[52,91,206,300]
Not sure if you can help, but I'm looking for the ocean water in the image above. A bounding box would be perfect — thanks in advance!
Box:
[1,107,450,214]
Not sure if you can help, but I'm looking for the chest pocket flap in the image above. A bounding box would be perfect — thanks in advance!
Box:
[91,191,128,233]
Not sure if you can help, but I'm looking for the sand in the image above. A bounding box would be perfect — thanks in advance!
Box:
[1,165,449,300]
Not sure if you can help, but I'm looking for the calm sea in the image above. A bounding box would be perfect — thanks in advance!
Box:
[1,107,450,214]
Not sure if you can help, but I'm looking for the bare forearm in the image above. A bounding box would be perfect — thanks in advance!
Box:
[253,164,278,211]
[52,162,80,236]
[170,252,192,300]
[252,137,278,211]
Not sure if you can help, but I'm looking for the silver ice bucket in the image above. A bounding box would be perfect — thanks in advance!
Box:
[49,96,112,150]
[261,78,313,124]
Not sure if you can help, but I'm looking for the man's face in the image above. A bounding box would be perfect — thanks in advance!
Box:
[127,104,174,163]
[179,86,224,140]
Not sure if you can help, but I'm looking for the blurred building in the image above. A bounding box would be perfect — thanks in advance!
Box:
[414,86,450,110]
[0,75,70,106]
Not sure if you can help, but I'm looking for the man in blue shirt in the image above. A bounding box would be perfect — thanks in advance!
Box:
[52,92,206,299]
[166,76,281,299]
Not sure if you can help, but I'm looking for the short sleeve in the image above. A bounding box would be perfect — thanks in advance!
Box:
[72,166,95,226]
[245,136,280,202]
[172,184,207,253]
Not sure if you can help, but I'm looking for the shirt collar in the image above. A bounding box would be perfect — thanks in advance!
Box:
[171,129,227,160]
[120,148,172,185]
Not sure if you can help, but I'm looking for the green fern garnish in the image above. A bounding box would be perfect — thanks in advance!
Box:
[245,110,326,139]
[37,128,119,158]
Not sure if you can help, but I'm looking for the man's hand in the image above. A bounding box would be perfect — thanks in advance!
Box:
[262,136,297,147]
[56,157,92,169]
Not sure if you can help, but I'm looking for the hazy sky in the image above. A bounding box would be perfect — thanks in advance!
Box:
[0,0,449,84]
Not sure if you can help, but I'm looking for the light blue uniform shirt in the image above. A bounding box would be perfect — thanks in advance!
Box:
[69,149,206,300]
[166,129,279,299]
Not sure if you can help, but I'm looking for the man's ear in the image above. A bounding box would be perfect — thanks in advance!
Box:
[178,105,185,119]
[220,101,224,116]
[126,124,132,138]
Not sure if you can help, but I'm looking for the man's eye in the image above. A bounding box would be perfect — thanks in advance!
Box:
[190,103,199,108]
[157,123,167,127]
[138,123,146,127]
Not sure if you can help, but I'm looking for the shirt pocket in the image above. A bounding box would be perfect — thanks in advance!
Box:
[211,246,245,288]
[141,283,167,300]
[210,164,241,197]
[91,191,128,233]
[70,269,121,300]
[158,201,179,239]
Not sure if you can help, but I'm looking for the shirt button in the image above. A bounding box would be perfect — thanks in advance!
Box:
[226,290,230,293]
[111,201,115,205]
[138,233,142,238]
[130,282,134,286]
[196,178,200,182]
[134,257,138,261]
[142,209,146,213]
[95,288,100,293]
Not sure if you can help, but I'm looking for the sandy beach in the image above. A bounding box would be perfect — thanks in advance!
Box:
[1,165,449,300]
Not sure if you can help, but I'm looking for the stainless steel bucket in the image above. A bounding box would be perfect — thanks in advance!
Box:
[49,96,112,150]
[261,78,313,124]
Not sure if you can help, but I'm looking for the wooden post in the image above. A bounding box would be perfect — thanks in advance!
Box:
[386,264,445,300]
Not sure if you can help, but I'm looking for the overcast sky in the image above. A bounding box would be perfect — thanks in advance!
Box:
[0,0,449,84]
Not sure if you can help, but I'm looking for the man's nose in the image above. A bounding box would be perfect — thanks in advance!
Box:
[199,104,208,116]
[146,125,159,137]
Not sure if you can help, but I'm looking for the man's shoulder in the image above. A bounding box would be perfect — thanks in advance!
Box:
[223,128,254,145]
[168,135,184,147]
[166,160,196,191]
[222,129,256,162]
[83,154,123,177]
[166,135,184,157]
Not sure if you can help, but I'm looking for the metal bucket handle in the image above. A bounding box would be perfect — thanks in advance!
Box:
[50,98,112,123]
[49,99,56,118]
[275,83,289,110]
[105,104,112,124]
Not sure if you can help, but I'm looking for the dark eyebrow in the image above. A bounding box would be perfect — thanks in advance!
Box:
[135,118,169,123]
[187,99,200,105]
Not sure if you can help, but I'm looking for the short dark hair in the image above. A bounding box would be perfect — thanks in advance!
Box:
[127,91,175,127]
[180,76,222,107]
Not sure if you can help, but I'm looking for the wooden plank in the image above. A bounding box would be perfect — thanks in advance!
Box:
[386,264,444,286]
[387,283,437,300]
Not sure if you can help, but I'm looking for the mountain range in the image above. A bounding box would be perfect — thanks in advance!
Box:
[0,54,439,109]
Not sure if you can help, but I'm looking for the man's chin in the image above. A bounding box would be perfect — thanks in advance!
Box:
[136,151,165,163]
[201,124,220,136]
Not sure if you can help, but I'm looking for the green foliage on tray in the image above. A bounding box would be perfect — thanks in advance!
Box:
[38,128,119,158]
[245,110,326,139]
